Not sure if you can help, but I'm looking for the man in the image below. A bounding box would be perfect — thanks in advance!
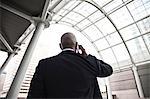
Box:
[27,32,113,98]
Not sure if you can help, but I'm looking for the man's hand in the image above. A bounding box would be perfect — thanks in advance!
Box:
[79,45,87,57]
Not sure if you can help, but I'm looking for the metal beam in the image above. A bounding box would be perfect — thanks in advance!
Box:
[41,0,52,20]
[19,27,35,45]
[51,0,71,15]
[41,0,63,21]
[0,33,14,53]
[48,0,63,12]
[15,24,35,46]
[132,65,144,97]
[0,53,15,75]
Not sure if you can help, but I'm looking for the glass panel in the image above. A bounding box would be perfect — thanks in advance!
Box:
[103,0,123,13]
[52,14,62,21]
[61,17,78,25]
[101,48,118,68]
[63,0,81,10]
[77,19,91,29]
[94,0,113,7]
[120,24,141,40]
[109,7,134,29]
[84,25,103,41]
[143,33,150,51]
[142,0,150,3]
[112,44,131,66]
[94,38,109,50]
[64,12,84,23]
[74,26,80,31]
[106,32,122,46]
[95,18,116,35]
[127,0,149,21]
[73,2,97,16]
[144,0,150,15]
[56,9,69,17]
[59,21,73,27]
[88,11,104,23]
[137,17,150,34]
[126,37,150,63]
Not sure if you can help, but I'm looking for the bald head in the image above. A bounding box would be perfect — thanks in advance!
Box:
[60,32,77,50]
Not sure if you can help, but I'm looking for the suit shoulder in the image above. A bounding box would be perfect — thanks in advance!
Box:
[86,54,97,60]
[39,55,58,63]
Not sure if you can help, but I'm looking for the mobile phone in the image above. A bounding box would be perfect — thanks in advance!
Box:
[75,42,79,53]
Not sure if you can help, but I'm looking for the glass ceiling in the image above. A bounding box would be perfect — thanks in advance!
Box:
[51,0,150,70]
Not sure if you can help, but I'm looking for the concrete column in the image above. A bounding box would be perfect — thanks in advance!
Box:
[132,65,144,98]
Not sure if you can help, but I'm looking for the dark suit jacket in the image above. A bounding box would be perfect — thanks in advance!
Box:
[27,50,113,98]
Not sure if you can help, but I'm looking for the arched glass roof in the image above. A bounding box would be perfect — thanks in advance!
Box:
[50,0,150,70]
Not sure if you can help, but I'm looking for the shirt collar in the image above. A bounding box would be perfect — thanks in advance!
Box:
[62,48,75,52]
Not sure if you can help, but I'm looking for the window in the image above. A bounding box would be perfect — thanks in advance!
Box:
[101,48,119,68]
[95,18,116,35]
[94,38,109,50]
[112,44,131,66]
[84,25,103,41]
[109,7,134,29]
[120,24,140,40]
[106,32,122,46]
[126,37,150,62]
[137,17,150,34]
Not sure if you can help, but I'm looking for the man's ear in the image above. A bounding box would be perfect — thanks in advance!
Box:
[59,43,63,50]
